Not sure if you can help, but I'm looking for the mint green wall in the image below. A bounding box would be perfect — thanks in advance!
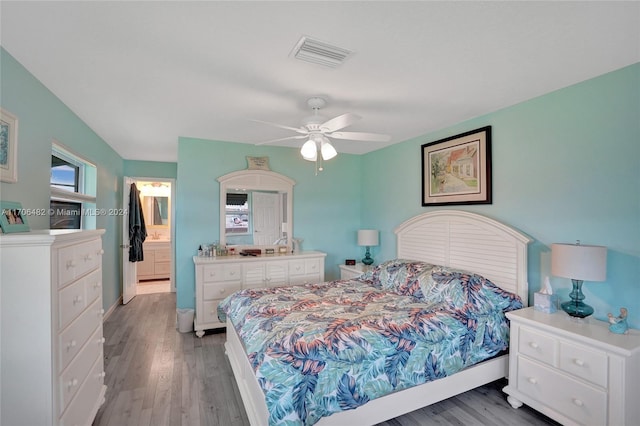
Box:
[363,63,640,328]
[175,139,362,308]
[123,160,177,178]
[0,48,125,311]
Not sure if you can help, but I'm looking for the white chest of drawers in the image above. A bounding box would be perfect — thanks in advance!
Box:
[503,307,640,426]
[0,229,106,426]
[193,251,326,337]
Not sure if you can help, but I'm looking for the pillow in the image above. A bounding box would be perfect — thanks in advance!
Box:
[363,259,435,298]
[418,266,523,313]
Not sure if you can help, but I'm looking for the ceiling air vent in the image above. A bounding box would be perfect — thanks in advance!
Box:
[291,36,352,68]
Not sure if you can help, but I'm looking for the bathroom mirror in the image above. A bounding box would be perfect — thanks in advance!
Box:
[218,170,294,247]
[142,195,170,227]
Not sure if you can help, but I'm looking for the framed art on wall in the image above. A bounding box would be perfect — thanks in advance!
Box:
[421,126,492,206]
[0,108,19,183]
[0,201,30,233]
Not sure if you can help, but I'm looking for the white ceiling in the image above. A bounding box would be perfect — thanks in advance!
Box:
[1,1,639,162]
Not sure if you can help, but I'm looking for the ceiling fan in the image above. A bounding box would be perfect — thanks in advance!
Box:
[253,97,390,172]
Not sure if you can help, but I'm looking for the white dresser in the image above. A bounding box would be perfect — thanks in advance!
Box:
[503,307,640,426]
[193,251,326,337]
[0,229,106,426]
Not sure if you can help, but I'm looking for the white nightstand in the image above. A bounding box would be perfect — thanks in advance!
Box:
[503,307,640,426]
[338,263,372,280]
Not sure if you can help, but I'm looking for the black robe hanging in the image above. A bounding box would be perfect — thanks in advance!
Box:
[128,182,147,262]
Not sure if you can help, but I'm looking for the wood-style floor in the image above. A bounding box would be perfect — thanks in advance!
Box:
[93,292,559,426]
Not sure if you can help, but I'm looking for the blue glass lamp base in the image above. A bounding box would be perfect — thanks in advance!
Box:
[362,247,374,266]
[561,279,594,318]
[561,300,594,318]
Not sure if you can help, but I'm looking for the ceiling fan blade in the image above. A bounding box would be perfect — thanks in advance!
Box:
[250,119,308,135]
[319,113,362,133]
[327,131,391,142]
[255,135,307,146]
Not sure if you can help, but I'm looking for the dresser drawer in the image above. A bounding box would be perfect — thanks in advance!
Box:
[83,268,102,305]
[59,276,88,329]
[289,258,321,276]
[59,355,105,426]
[201,299,224,325]
[289,274,320,286]
[59,299,102,371]
[59,327,103,412]
[58,239,102,288]
[517,356,607,426]
[559,340,607,387]
[202,264,242,282]
[203,281,241,301]
[518,326,556,366]
[154,249,171,262]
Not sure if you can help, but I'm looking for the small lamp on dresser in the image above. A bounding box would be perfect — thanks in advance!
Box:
[358,229,379,266]
[551,241,607,318]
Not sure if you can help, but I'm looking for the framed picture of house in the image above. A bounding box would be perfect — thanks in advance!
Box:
[0,201,30,233]
[0,108,19,183]
[421,126,491,206]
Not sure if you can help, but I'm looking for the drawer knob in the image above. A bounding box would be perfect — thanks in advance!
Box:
[99,371,106,379]
[219,289,226,294]
[98,249,105,255]
[67,340,77,350]
[572,398,584,407]
[85,254,94,261]
[73,295,83,305]
[527,377,538,384]
[94,281,102,289]
[67,378,78,389]
[573,358,585,366]
[98,337,106,344]
[528,342,539,349]
[66,260,77,269]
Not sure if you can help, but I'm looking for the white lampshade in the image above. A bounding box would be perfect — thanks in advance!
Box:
[358,229,379,247]
[320,140,337,160]
[300,140,317,161]
[551,243,607,281]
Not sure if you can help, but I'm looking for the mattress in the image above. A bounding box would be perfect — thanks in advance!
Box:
[219,259,523,425]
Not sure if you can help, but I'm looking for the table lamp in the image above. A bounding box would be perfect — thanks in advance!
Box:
[358,229,379,266]
[551,241,607,318]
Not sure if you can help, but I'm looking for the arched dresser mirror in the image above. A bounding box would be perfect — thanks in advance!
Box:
[218,170,294,248]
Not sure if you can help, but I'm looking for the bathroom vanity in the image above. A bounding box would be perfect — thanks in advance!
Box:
[137,240,171,281]
[193,251,326,337]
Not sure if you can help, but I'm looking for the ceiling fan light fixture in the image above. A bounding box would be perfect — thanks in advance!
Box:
[300,139,317,161]
[320,140,337,160]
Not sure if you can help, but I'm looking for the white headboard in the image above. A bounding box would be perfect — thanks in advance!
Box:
[395,210,531,304]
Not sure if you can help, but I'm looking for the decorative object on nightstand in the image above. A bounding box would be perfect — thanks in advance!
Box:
[608,307,629,334]
[534,276,558,313]
[551,241,607,318]
[357,229,379,266]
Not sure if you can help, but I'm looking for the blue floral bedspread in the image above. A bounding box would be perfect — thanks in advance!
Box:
[218,259,523,425]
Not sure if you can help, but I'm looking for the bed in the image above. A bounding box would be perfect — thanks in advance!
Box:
[221,210,531,425]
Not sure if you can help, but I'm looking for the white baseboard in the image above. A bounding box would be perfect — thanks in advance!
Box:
[103,296,122,321]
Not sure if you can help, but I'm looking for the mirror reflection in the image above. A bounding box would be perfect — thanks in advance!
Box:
[225,191,284,245]
[142,196,169,226]
[218,170,294,248]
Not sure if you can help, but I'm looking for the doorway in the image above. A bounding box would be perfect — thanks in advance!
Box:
[123,177,176,302]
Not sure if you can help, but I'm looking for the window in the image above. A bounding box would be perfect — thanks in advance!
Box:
[225,192,250,234]
[50,142,97,229]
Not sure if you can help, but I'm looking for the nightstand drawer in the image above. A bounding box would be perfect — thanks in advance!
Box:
[559,340,607,387]
[517,356,606,426]
[518,326,556,366]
